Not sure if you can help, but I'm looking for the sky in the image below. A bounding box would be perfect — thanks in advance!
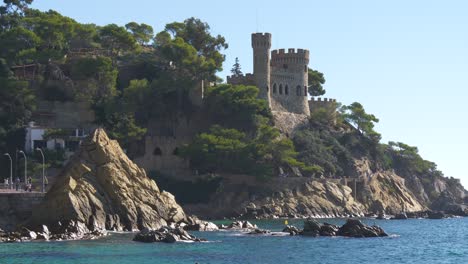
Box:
[31,0,468,187]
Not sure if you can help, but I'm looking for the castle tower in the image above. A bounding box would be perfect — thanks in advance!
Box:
[251,33,272,106]
[270,48,310,115]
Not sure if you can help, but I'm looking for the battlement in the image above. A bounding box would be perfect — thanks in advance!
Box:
[227,73,256,86]
[310,97,337,103]
[251,33,272,49]
[271,48,309,66]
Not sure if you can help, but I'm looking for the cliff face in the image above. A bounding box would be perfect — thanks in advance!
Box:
[30,129,186,231]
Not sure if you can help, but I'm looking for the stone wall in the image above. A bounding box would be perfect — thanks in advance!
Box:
[133,112,208,179]
[0,193,45,231]
[309,97,338,123]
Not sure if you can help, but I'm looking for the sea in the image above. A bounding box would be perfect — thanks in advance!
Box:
[0,218,467,264]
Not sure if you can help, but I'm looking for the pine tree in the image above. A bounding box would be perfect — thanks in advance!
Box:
[231,57,243,76]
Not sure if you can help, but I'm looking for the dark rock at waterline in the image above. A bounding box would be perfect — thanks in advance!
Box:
[221,220,258,230]
[281,218,387,238]
[337,219,388,237]
[282,225,300,236]
[301,218,340,237]
[427,211,446,219]
[133,226,205,243]
[183,216,219,231]
[1,221,106,243]
[247,228,270,235]
[391,213,408,220]
[319,223,339,236]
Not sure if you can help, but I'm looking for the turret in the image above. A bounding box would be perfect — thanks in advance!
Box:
[251,33,272,106]
[270,48,310,115]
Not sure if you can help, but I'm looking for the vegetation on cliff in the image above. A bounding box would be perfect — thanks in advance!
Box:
[0,1,464,214]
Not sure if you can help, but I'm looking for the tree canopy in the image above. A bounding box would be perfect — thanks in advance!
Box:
[308,68,326,96]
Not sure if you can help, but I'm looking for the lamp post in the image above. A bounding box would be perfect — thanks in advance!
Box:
[18,150,27,190]
[35,148,45,193]
[3,153,12,190]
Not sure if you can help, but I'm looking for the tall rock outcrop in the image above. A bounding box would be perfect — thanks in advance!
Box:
[30,128,186,231]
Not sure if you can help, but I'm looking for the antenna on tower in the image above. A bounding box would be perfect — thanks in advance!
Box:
[256,8,259,32]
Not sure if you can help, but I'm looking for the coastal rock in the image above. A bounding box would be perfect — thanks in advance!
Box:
[282,225,301,236]
[427,211,446,219]
[183,216,219,231]
[391,213,408,220]
[247,228,270,235]
[319,223,339,236]
[337,219,388,238]
[133,226,204,243]
[29,129,186,233]
[302,218,322,236]
[221,220,258,230]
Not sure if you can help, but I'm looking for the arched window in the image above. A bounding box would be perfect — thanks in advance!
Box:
[304,86,308,97]
[266,86,269,93]
[279,84,283,95]
[304,65,307,72]
[285,85,289,95]
[153,147,162,156]
[296,85,301,96]
[273,83,277,94]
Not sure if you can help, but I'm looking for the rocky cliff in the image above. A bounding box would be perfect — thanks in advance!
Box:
[30,128,186,231]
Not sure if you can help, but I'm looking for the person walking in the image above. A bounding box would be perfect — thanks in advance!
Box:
[27,176,32,192]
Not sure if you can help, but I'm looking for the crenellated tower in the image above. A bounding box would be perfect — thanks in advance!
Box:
[251,33,272,107]
[270,48,310,115]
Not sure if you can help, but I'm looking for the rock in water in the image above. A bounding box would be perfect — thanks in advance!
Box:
[337,219,388,238]
[30,129,186,232]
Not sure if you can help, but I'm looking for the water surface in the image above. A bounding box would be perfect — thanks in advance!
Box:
[1,218,467,264]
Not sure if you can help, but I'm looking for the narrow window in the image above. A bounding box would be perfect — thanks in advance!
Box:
[296,85,301,96]
[266,86,269,93]
[153,147,162,156]
[273,83,277,94]
[279,84,283,95]
[173,147,179,155]
[285,85,289,95]
[283,64,288,69]
[304,65,307,72]
[304,86,308,96]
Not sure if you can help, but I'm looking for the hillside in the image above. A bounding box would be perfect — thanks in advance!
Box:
[0,2,465,220]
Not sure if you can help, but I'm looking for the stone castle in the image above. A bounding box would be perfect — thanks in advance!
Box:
[227,33,336,116]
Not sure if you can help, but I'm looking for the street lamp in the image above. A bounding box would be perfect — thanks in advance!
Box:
[3,153,12,190]
[18,150,27,190]
[35,148,45,193]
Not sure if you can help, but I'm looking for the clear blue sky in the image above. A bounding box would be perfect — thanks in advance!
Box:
[32,0,468,187]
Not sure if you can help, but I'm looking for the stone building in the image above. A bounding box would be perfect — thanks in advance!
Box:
[228,32,338,118]
[228,33,310,115]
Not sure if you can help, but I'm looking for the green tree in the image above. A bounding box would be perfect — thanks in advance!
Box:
[99,24,137,62]
[125,22,154,45]
[69,56,118,102]
[341,102,380,140]
[155,17,228,82]
[180,125,250,174]
[204,84,270,130]
[231,57,242,76]
[308,68,326,96]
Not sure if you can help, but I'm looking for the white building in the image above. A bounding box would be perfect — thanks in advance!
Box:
[24,122,88,153]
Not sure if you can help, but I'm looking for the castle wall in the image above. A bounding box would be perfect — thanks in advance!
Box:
[270,48,310,115]
[226,73,255,86]
[133,112,208,179]
[309,97,338,123]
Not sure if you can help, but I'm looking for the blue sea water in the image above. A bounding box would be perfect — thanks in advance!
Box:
[1,218,467,264]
